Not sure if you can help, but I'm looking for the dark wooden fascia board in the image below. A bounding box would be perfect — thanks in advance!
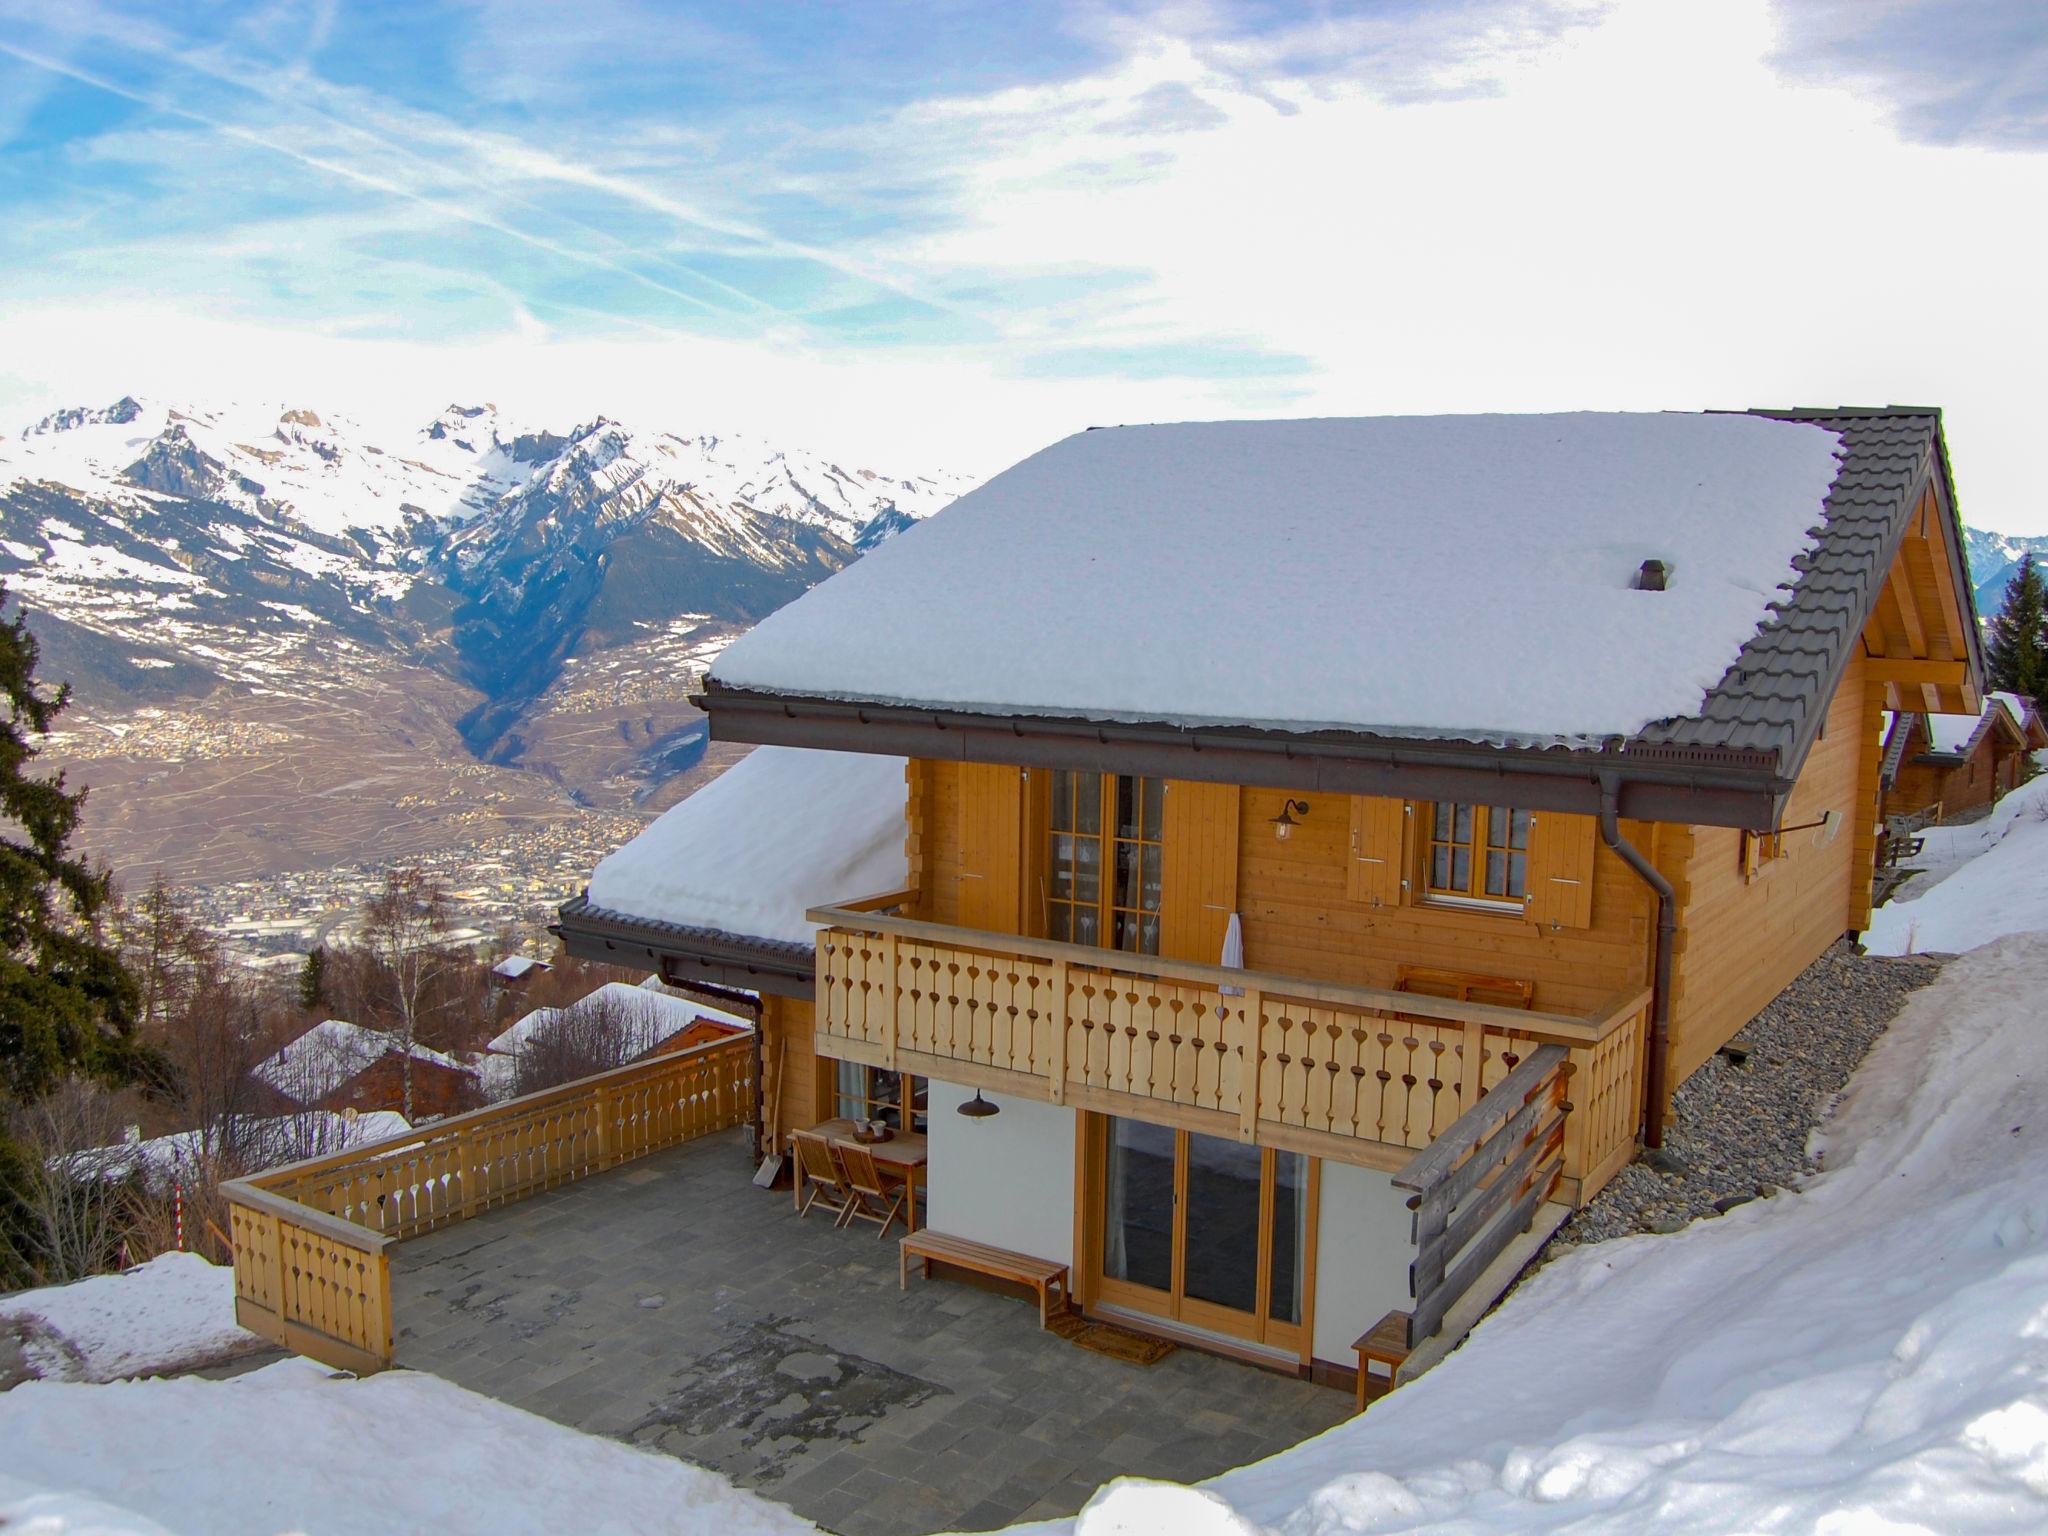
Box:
[700,686,1792,829]
[553,897,817,1000]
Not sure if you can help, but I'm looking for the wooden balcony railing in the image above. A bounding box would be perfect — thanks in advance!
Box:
[811,898,1648,1199]
[224,1032,756,1374]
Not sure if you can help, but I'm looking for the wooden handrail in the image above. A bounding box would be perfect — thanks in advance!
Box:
[222,1179,393,1254]
[1390,1044,1569,1193]
[811,904,1617,1044]
[251,1030,754,1190]
[839,886,921,913]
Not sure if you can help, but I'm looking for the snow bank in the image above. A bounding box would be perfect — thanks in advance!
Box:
[1866,775,2048,955]
[587,747,907,944]
[0,1254,260,1383]
[1058,937,2048,1534]
[714,413,1844,745]
[0,1357,815,1535]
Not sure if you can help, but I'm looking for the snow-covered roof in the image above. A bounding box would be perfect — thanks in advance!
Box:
[251,1020,473,1105]
[68,1111,413,1185]
[484,981,748,1057]
[585,747,908,945]
[712,412,1847,748]
[1922,692,2033,758]
[491,955,549,981]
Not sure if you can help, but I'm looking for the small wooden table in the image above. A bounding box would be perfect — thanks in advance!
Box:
[792,1119,929,1230]
[1353,1310,1412,1412]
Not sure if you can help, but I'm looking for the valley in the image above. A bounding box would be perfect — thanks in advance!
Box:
[0,395,965,938]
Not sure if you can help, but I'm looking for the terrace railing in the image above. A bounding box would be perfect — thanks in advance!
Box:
[810,898,1647,1197]
[224,1031,755,1374]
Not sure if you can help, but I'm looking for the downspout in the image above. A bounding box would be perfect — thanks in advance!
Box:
[1598,772,1677,1149]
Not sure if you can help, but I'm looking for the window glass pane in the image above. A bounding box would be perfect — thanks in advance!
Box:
[1074,908,1100,946]
[1138,914,1160,956]
[1507,851,1528,897]
[1183,1133,1262,1315]
[1116,775,1138,838]
[1052,771,1075,833]
[1103,1118,1175,1291]
[1048,905,1071,942]
[1051,834,1075,899]
[1269,1151,1308,1325]
[1432,845,1452,890]
[1485,850,1508,896]
[1453,804,1473,843]
[1075,772,1101,835]
[1143,778,1165,839]
[1115,840,1139,910]
[1452,847,1470,891]
[1113,911,1139,951]
[835,1059,865,1121]
[1074,838,1100,903]
[1508,809,1532,849]
[1141,845,1162,913]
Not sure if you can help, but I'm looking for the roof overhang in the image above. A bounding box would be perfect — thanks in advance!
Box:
[698,684,1793,828]
[554,895,817,1000]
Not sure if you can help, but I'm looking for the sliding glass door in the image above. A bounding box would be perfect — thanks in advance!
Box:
[1091,1115,1314,1354]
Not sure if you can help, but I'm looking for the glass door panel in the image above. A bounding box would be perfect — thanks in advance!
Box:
[1268,1151,1309,1326]
[1102,1118,1176,1296]
[1181,1132,1263,1316]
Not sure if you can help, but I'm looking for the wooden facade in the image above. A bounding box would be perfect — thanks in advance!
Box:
[1882,699,2044,824]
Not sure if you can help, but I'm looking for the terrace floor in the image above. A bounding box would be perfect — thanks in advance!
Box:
[391,1130,1349,1536]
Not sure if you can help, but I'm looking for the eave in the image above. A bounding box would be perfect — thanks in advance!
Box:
[698,683,1795,829]
[554,894,817,1000]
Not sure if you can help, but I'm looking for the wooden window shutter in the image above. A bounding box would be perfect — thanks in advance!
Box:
[1524,811,1596,928]
[1158,781,1241,962]
[1346,797,1409,906]
[956,762,1023,933]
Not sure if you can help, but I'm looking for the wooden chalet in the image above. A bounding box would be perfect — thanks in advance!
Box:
[558,408,1981,1384]
[1880,691,2045,824]
[251,1019,480,1121]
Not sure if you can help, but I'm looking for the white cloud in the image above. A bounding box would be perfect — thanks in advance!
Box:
[3,0,2045,528]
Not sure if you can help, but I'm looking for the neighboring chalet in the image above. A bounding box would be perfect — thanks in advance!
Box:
[252,1019,479,1120]
[1880,690,2046,823]
[558,409,1981,1384]
[479,979,752,1099]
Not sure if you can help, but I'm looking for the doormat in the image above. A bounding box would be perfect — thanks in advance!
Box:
[1047,1311,1176,1366]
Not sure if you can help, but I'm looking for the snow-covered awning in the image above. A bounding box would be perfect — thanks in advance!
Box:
[581,747,908,949]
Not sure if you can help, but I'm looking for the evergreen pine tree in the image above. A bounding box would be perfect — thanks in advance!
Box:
[1986,552,2048,714]
[298,945,326,1012]
[0,586,142,1102]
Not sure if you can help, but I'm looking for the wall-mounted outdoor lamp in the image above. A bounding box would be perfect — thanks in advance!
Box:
[1270,799,1310,842]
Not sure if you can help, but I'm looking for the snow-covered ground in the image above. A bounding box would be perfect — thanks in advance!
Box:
[1866,775,2048,956]
[0,1357,814,1536]
[0,1254,263,1383]
[1056,933,2048,1534]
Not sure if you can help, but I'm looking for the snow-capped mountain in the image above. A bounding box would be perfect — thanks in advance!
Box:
[0,396,968,742]
[1963,525,2048,616]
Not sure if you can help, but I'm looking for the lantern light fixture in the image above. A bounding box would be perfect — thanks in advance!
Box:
[958,1089,1000,1120]
[1270,799,1310,842]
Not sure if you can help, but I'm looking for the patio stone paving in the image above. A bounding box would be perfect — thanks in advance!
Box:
[391,1129,1349,1535]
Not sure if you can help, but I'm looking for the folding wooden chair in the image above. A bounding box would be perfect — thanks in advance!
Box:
[792,1130,855,1225]
[834,1142,908,1239]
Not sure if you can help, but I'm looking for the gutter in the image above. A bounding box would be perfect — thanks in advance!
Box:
[553,895,818,1000]
[1598,771,1676,1150]
[699,685,1793,831]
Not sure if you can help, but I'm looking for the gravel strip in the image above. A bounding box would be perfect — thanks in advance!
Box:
[1556,941,1948,1245]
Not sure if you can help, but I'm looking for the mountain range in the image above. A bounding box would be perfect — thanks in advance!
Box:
[1963,526,2048,617]
[0,396,969,884]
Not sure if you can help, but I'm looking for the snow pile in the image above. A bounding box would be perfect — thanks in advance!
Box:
[714,413,1845,745]
[0,1356,815,1535]
[1866,775,2048,955]
[587,747,908,944]
[0,1254,261,1383]
[1063,936,2048,1534]
[251,1020,473,1105]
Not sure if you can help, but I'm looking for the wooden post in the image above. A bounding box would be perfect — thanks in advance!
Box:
[880,932,899,1069]
[1237,987,1264,1143]
[1048,959,1069,1103]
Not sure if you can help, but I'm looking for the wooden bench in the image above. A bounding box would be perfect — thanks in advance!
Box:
[900,1230,1071,1328]
[1352,1309,1412,1412]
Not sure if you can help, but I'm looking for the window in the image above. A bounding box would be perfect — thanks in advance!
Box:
[834,1062,927,1131]
[1426,802,1531,904]
[1047,771,1164,953]
[1740,829,1785,880]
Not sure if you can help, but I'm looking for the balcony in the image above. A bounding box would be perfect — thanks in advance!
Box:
[808,892,1650,1204]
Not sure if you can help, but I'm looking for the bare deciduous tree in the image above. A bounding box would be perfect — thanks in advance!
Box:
[360,869,459,1121]
[2,1078,140,1286]
[511,990,668,1098]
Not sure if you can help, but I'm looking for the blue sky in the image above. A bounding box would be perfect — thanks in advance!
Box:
[0,0,2045,530]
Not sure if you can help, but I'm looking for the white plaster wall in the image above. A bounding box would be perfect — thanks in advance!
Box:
[1312,1162,1416,1365]
[925,1082,1076,1266]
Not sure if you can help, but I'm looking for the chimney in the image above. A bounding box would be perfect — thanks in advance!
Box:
[1636,559,1669,592]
